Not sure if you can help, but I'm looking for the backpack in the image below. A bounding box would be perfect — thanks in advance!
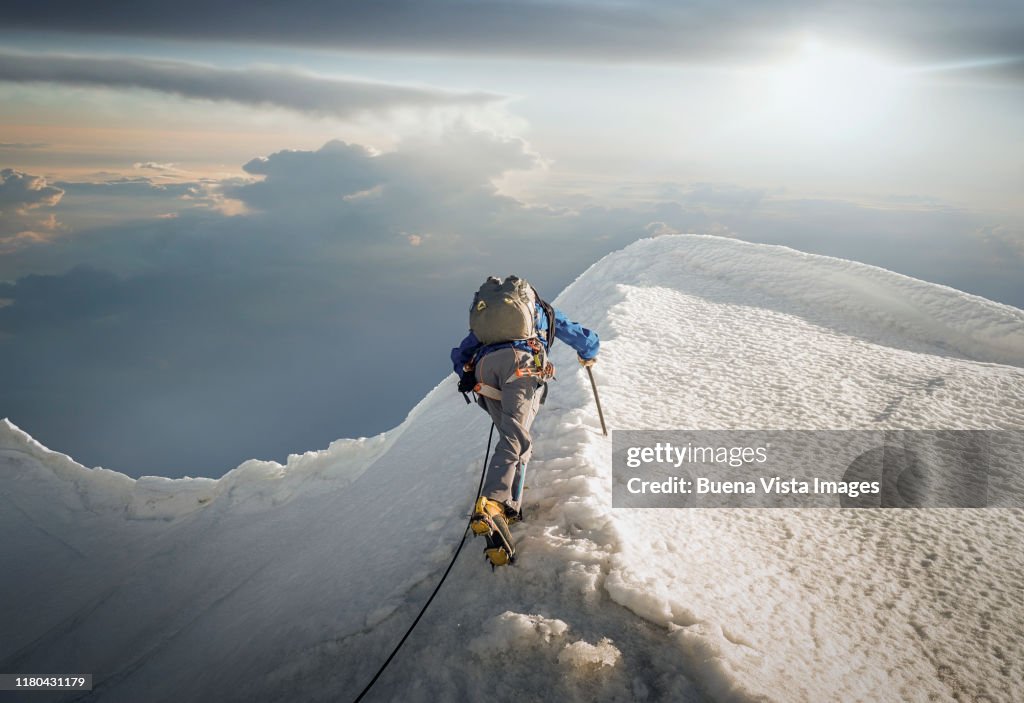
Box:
[470,275,555,347]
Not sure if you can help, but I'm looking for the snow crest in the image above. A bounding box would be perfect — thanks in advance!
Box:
[3,234,1023,702]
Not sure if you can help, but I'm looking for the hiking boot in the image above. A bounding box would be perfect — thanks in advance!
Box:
[471,497,516,567]
[470,497,507,536]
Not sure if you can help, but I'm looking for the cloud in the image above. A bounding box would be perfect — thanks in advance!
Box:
[3,2,1022,78]
[231,131,538,223]
[0,168,65,250]
[0,142,49,150]
[972,223,1024,259]
[0,173,244,262]
[55,177,192,196]
[0,130,649,476]
[0,168,64,211]
[2,129,1022,479]
[133,161,180,173]
[0,51,504,118]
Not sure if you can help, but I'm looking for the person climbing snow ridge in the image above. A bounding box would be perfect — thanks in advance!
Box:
[451,275,600,567]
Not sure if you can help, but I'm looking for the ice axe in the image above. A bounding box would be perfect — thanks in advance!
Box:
[586,366,608,436]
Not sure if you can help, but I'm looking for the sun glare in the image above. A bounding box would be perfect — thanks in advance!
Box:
[751,37,910,141]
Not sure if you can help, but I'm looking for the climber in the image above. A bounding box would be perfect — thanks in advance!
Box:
[451,275,599,566]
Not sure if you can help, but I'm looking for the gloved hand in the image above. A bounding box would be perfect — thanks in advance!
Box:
[578,355,597,368]
[457,370,477,393]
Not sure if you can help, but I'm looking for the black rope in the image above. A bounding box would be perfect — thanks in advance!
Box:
[352,423,495,703]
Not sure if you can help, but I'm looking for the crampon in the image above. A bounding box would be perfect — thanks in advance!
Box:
[470,497,516,569]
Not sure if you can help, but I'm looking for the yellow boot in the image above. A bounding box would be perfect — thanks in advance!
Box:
[470,497,516,567]
[470,497,506,535]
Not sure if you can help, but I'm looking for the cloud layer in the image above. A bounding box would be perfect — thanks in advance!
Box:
[5,1,1023,76]
[2,131,1021,478]
[0,51,502,117]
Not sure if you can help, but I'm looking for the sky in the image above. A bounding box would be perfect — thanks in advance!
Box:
[1,1,1022,478]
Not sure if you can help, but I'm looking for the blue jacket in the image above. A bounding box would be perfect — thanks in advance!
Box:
[451,303,600,374]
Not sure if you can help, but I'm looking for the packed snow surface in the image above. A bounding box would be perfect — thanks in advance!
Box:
[2,235,1023,702]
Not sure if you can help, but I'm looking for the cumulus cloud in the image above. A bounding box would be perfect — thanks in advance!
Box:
[0,51,503,118]
[4,2,1023,78]
[0,168,64,211]
[0,168,65,250]
[227,131,543,243]
[972,223,1024,259]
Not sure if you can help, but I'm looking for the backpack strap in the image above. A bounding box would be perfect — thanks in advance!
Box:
[532,286,556,349]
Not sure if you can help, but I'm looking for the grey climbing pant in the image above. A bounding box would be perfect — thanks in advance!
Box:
[475,346,545,514]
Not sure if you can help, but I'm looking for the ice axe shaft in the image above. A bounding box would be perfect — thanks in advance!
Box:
[586,366,607,436]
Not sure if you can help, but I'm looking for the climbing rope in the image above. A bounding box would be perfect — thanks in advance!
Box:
[352,423,495,703]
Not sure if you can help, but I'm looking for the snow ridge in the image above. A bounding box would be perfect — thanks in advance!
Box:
[2,234,1023,702]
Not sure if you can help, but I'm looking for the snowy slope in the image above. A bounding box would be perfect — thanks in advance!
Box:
[2,234,1023,703]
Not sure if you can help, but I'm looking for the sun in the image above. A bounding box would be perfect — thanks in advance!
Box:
[753,37,910,141]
